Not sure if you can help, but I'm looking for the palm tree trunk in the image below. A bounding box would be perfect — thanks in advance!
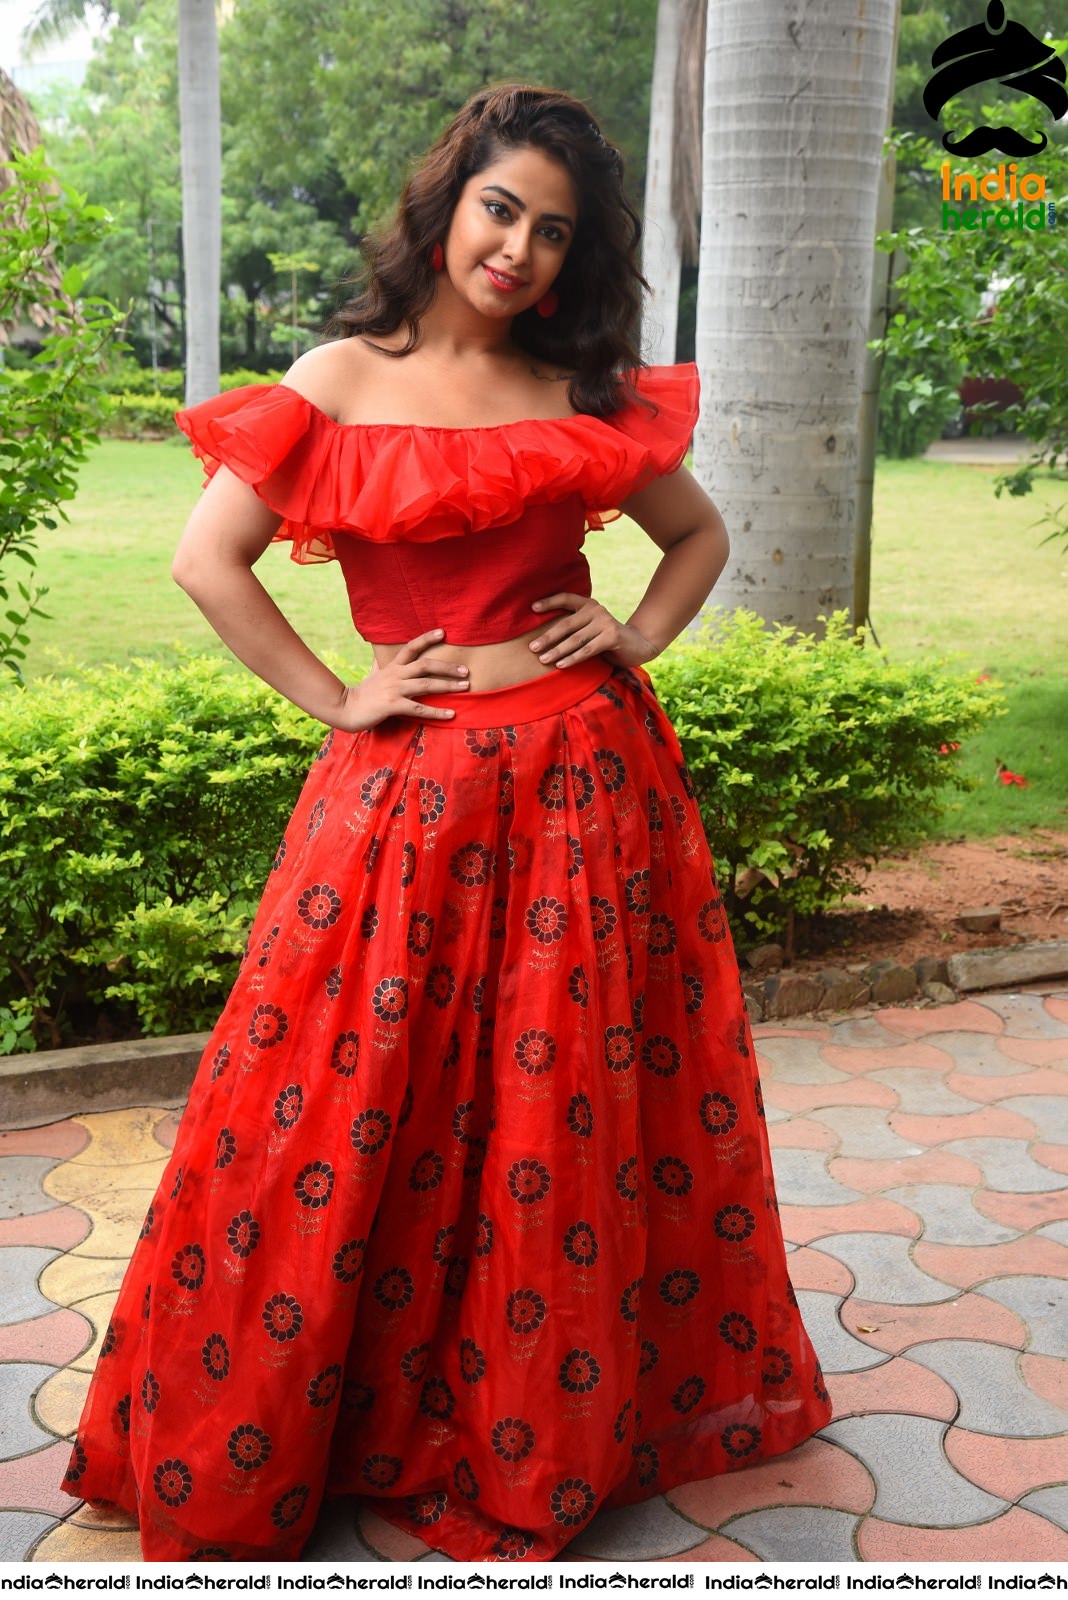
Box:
[693,0,899,634]
[642,0,683,364]
[178,0,221,405]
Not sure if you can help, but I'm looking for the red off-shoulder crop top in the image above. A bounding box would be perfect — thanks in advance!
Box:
[174,362,699,646]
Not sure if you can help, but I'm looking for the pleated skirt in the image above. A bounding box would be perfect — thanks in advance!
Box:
[61,655,832,1561]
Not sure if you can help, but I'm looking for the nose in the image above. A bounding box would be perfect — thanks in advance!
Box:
[501,221,533,267]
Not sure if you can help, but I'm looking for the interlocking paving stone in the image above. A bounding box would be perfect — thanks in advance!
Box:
[719,1507,859,1562]
[822,1041,956,1078]
[795,1291,887,1373]
[659,1533,760,1561]
[66,1292,120,1372]
[1036,1220,1068,1246]
[806,1107,923,1161]
[303,1499,378,1561]
[1047,996,1068,1025]
[0,1364,59,1460]
[825,1017,917,1050]
[66,1502,139,1531]
[952,1067,1068,1102]
[780,1198,921,1247]
[858,1507,1068,1561]
[0,1439,76,1517]
[1019,1486,1068,1533]
[63,1107,175,1168]
[907,1340,1068,1436]
[999,1037,1068,1067]
[0,1306,92,1367]
[0,1247,60,1326]
[999,1095,1068,1143]
[939,1136,1067,1192]
[913,1235,1068,1289]
[944,1427,1068,1499]
[823,1414,1009,1525]
[1021,1352,1068,1411]
[755,1038,852,1085]
[31,1520,143,1561]
[39,1254,128,1309]
[867,1068,980,1117]
[891,1106,1037,1146]
[768,1149,865,1207]
[812,1232,958,1304]
[667,1437,874,1526]
[0,1511,61,1562]
[827,1354,958,1422]
[0,1207,92,1252]
[980,992,1068,1038]
[768,1118,840,1152]
[0,1158,62,1221]
[566,1495,709,1558]
[981,1276,1068,1357]
[881,1184,1018,1246]
[0,1123,89,1159]
[830,1151,984,1193]
[787,1246,855,1295]
[877,1000,1004,1037]
[764,1080,898,1114]
[974,1187,1068,1231]
[840,1292,1028,1355]
[358,1506,431,1559]
[34,1364,91,1439]
[1033,1141,1068,1177]
[895,1031,1021,1075]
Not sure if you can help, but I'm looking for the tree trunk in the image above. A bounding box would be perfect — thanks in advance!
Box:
[178,0,221,406]
[693,0,899,634]
[642,0,683,365]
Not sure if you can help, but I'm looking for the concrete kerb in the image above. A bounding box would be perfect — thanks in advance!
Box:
[3,942,1067,1131]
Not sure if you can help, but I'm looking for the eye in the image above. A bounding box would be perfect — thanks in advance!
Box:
[540,226,566,243]
[484,199,511,220]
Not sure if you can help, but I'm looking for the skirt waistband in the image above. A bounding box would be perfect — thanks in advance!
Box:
[415,655,615,728]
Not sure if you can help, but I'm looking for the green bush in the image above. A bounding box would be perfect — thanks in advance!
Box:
[96,368,287,437]
[0,653,324,1050]
[648,610,1001,952]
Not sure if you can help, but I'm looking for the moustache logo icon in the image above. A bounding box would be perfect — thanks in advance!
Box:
[923,0,1067,157]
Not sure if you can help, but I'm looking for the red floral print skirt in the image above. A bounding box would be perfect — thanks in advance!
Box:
[62,655,831,1562]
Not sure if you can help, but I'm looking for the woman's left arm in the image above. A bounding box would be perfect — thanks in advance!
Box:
[528,465,730,669]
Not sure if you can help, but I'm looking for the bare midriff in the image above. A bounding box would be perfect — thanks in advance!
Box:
[371,623,605,694]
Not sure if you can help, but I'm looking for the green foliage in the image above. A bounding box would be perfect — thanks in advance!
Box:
[648,610,1001,950]
[0,653,324,1050]
[876,325,963,458]
[0,146,126,680]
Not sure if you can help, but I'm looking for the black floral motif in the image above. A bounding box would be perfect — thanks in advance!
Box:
[619,1278,642,1323]
[719,1311,758,1353]
[671,1374,706,1415]
[642,1034,682,1078]
[613,1398,633,1442]
[100,1321,117,1357]
[507,1158,551,1205]
[700,1090,740,1136]
[63,1441,88,1485]
[372,975,408,1023]
[505,1287,548,1335]
[714,1203,757,1241]
[814,1362,831,1405]
[409,1150,445,1192]
[406,1489,448,1526]
[170,1243,205,1291]
[558,1349,602,1393]
[454,1457,479,1501]
[141,1369,160,1413]
[459,1338,486,1385]
[307,1365,342,1407]
[349,1109,392,1156]
[491,1417,535,1462]
[419,1377,457,1421]
[568,963,589,1009]
[589,896,618,941]
[615,1155,639,1203]
[297,883,342,929]
[201,1332,230,1381]
[550,1477,596,1526]
[373,1266,415,1313]
[722,1423,762,1459]
[514,1028,556,1076]
[226,1210,261,1258]
[271,1483,310,1529]
[603,1024,636,1074]
[491,1527,535,1560]
[227,1423,272,1472]
[294,1160,335,1209]
[562,1220,598,1267]
[762,1347,793,1386]
[153,1458,193,1506]
[332,1237,367,1284]
[567,1093,594,1139]
[248,1003,288,1049]
[211,1043,231,1081]
[116,1393,131,1433]
[475,1214,494,1258]
[652,1156,694,1196]
[639,1339,660,1377]
[526,895,568,945]
[331,1030,360,1077]
[634,1442,660,1486]
[360,1453,403,1491]
[273,1084,304,1130]
[648,912,677,957]
[659,1268,701,1306]
[214,1127,236,1169]
[261,1293,304,1342]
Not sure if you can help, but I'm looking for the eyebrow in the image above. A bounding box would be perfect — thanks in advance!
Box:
[481,184,575,230]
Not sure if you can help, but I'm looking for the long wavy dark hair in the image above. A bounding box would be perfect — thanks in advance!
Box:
[322,84,649,418]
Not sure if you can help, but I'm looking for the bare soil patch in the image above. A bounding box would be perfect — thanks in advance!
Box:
[786,830,1068,976]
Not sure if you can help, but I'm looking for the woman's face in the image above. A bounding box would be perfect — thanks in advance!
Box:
[442,144,578,320]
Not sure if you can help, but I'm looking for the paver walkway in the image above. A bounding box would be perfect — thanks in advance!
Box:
[2,987,1067,1563]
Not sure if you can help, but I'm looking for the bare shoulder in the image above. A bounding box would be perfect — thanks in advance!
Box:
[279,338,370,418]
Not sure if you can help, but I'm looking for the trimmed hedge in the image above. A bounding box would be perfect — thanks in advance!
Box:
[0,616,1000,1051]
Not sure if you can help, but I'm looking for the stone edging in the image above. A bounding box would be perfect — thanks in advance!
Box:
[742,939,1068,1021]
[3,941,1067,1129]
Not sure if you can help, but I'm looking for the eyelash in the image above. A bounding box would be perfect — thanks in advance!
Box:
[482,199,565,243]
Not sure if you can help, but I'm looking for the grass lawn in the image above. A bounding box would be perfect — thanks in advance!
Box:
[16,439,1068,841]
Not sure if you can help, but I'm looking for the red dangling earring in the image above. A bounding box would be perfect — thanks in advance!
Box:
[431,242,444,272]
[535,289,558,319]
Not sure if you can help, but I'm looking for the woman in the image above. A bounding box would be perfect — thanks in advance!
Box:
[61,83,831,1563]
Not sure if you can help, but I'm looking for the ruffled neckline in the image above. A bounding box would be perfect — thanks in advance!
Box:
[175,361,700,563]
